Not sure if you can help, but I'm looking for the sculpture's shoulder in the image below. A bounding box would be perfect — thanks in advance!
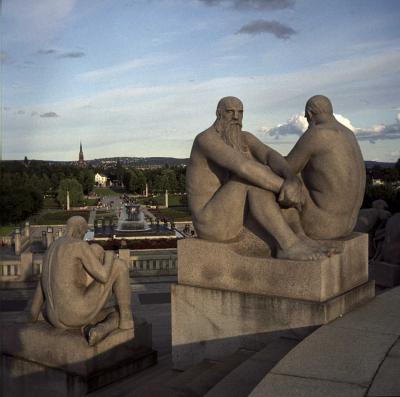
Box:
[303,122,355,150]
[55,237,89,256]
[190,127,218,159]
[314,120,354,139]
[240,130,264,146]
[195,126,217,144]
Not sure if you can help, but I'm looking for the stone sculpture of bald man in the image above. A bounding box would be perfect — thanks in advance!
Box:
[30,216,134,345]
[286,95,366,239]
[187,96,325,260]
[187,95,365,260]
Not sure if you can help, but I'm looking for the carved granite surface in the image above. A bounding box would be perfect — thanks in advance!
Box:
[29,216,134,345]
[187,95,366,261]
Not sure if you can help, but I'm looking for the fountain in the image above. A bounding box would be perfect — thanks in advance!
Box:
[115,203,151,232]
[90,200,179,248]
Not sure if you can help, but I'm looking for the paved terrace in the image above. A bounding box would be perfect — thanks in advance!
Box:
[1,280,398,396]
[250,285,400,397]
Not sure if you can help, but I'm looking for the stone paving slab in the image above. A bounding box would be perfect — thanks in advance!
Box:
[329,292,400,336]
[205,338,298,397]
[368,354,400,396]
[249,286,400,397]
[250,373,367,397]
[270,325,396,386]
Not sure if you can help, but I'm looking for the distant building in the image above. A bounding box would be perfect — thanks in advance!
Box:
[95,173,110,187]
[372,178,385,186]
[78,141,85,168]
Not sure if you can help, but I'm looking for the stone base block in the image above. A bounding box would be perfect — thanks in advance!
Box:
[1,318,157,396]
[172,282,375,370]
[373,261,400,287]
[178,233,368,302]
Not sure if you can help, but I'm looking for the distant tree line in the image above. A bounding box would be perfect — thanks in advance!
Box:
[3,156,397,226]
[0,160,187,225]
[104,161,186,195]
[0,161,95,225]
[363,159,400,213]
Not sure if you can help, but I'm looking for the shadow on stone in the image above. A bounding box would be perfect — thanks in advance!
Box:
[1,318,157,397]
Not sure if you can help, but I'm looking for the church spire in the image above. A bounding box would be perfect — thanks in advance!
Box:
[78,141,85,167]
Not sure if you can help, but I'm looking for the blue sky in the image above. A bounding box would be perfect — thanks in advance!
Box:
[1,0,400,161]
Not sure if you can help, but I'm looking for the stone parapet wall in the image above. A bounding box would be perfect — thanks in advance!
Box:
[119,248,177,276]
[0,248,177,282]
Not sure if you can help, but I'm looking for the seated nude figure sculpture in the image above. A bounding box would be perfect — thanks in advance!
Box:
[187,95,365,260]
[30,216,134,346]
[285,95,366,239]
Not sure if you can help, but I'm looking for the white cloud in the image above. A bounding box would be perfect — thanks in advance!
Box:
[3,47,400,160]
[263,113,355,138]
[334,114,355,131]
[262,112,400,144]
[355,116,400,143]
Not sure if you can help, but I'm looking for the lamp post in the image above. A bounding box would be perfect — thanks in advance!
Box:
[66,189,70,211]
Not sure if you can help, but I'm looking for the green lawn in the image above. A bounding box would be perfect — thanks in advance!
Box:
[94,187,120,197]
[30,210,90,225]
[137,194,185,207]
[95,210,117,218]
[152,207,192,221]
[43,196,61,209]
[0,226,16,236]
[85,198,99,206]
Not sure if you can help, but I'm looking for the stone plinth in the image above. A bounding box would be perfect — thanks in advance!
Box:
[172,234,374,370]
[1,318,156,396]
[178,233,368,302]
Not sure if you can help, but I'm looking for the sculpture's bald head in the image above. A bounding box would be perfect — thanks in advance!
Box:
[217,96,243,113]
[305,95,333,124]
[66,216,88,239]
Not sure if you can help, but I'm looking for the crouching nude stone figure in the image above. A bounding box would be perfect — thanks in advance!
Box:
[187,95,365,259]
[30,216,134,346]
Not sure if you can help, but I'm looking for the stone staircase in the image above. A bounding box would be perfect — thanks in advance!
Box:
[93,337,300,397]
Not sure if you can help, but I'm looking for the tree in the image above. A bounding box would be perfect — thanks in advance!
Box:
[78,169,95,195]
[123,169,146,194]
[0,172,43,224]
[57,178,84,208]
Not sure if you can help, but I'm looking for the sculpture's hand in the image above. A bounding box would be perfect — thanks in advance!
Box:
[278,177,304,211]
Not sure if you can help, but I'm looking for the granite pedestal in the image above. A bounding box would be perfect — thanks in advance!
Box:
[172,233,375,369]
[1,318,156,396]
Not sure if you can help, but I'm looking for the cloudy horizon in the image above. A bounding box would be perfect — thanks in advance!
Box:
[1,0,399,162]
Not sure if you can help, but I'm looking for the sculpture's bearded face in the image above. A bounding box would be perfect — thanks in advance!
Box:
[217,98,244,151]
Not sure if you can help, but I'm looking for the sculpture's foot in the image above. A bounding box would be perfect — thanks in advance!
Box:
[84,311,121,346]
[299,234,343,256]
[119,310,134,330]
[320,241,343,255]
[277,240,325,261]
[84,324,106,347]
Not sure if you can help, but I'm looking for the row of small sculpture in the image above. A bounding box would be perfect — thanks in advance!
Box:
[355,199,400,265]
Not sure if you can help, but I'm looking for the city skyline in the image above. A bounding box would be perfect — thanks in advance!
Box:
[1,0,400,161]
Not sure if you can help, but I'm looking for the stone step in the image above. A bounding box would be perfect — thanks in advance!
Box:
[170,348,257,397]
[166,358,218,390]
[204,338,299,397]
[93,354,178,397]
